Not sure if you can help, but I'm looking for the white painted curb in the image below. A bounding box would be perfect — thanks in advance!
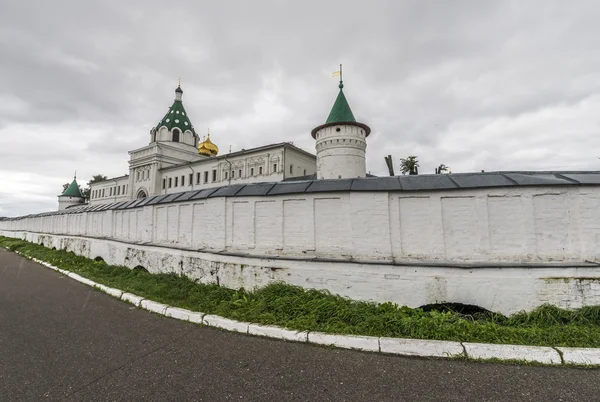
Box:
[556,347,600,365]
[463,342,562,365]
[203,314,249,333]
[248,324,308,342]
[94,284,123,299]
[67,272,97,287]
[140,300,169,315]
[380,337,464,358]
[308,332,380,352]
[121,292,145,307]
[9,247,600,366]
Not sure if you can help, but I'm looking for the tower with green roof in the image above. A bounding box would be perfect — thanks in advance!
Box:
[127,83,205,200]
[150,83,200,150]
[311,66,371,179]
[58,174,85,210]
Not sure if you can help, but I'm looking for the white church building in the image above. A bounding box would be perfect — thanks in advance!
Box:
[60,75,369,209]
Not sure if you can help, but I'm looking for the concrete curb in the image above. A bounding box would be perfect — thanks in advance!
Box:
[308,332,380,352]
[556,347,600,365]
[463,342,562,365]
[379,337,464,358]
[121,292,145,307]
[9,248,600,367]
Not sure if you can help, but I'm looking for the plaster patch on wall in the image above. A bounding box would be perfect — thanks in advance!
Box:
[167,206,178,242]
[315,198,350,255]
[283,199,313,253]
[191,202,207,248]
[533,194,569,257]
[425,276,448,303]
[441,196,477,258]
[255,200,282,251]
[579,195,600,261]
[128,210,137,241]
[232,201,254,248]
[135,210,143,240]
[178,204,192,246]
[155,207,167,242]
[487,195,525,256]
[399,197,432,257]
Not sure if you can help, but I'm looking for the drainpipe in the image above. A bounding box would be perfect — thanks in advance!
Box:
[282,144,287,180]
[187,163,195,191]
[224,158,232,185]
[266,153,270,176]
[112,178,118,203]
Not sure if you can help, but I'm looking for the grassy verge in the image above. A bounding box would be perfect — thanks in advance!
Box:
[3,236,600,348]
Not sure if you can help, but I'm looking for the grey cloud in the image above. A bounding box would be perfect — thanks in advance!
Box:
[2,0,600,215]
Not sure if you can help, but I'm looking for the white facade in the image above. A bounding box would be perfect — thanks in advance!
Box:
[89,143,316,205]
[89,175,130,205]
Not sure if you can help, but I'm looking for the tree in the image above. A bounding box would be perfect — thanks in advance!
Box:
[82,174,107,200]
[62,183,69,192]
[435,164,449,174]
[399,156,419,175]
[88,174,108,186]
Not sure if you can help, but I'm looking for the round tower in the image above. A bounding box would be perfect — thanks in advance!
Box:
[311,67,370,179]
[58,174,85,211]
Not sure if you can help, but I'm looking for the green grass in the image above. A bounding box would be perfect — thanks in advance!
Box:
[3,235,600,348]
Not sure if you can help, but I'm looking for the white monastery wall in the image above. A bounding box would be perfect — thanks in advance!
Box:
[6,185,600,263]
[5,184,600,314]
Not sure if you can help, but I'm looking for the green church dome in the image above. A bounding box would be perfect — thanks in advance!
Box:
[155,85,195,133]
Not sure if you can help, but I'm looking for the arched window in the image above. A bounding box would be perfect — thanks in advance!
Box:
[136,189,147,199]
[172,129,180,142]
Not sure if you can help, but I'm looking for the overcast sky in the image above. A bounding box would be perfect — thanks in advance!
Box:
[2,0,600,216]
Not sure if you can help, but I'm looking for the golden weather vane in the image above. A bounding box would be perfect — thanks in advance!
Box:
[332,64,343,87]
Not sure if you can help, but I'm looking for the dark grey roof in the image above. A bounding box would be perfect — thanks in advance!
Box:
[283,173,377,182]
[5,171,600,219]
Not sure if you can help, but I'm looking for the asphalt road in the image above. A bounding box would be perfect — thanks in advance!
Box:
[1,248,599,402]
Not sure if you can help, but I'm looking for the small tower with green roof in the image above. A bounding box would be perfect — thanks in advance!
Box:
[311,65,371,179]
[58,173,85,210]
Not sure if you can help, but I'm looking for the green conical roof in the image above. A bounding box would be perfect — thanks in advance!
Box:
[325,84,356,124]
[311,78,371,138]
[155,87,195,133]
[62,178,82,197]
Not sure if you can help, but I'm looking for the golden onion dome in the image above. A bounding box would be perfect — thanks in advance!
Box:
[198,133,219,156]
